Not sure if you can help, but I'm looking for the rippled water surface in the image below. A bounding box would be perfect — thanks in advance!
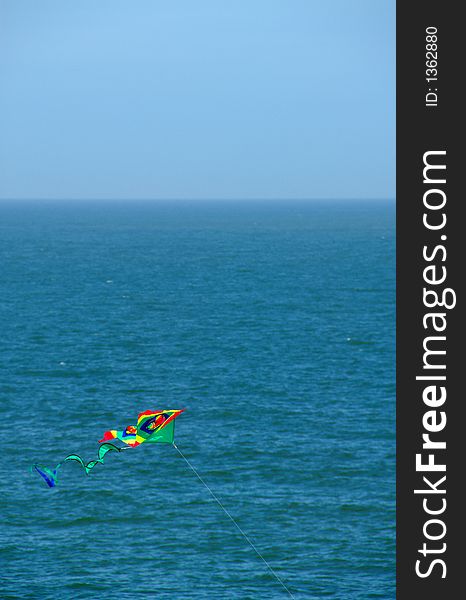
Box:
[0,201,395,599]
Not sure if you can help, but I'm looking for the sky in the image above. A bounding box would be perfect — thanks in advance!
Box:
[0,0,395,201]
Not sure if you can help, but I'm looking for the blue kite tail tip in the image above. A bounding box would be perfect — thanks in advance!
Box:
[33,464,57,488]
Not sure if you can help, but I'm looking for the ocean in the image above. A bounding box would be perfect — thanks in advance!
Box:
[0,200,395,599]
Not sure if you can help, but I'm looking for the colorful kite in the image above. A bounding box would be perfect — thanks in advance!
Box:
[32,409,184,487]
[31,407,294,596]
[99,409,183,446]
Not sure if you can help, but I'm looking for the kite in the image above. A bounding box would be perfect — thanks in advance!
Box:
[99,409,183,446]
[32,409,184,487]
[30,407,295,596]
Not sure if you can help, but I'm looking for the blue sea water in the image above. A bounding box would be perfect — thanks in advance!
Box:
[0,201,395,599]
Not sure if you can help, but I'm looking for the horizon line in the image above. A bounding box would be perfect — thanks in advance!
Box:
[0,197,395,203]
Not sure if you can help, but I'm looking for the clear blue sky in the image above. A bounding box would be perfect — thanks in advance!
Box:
[0,0,394,200]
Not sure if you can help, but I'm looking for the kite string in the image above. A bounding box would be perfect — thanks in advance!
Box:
[172,443,295,599]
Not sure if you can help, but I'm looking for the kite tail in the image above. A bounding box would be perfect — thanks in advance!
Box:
[31,463,61,488]
[32,443,125,487]
[64,443,124,475]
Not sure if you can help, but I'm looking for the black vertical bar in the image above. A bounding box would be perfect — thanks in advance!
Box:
[397,2,461,598]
